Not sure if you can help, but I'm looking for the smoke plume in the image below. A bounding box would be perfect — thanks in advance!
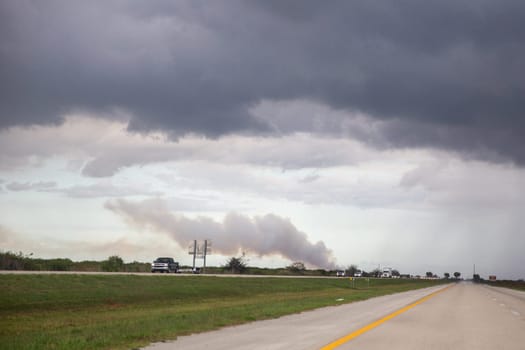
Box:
[105,198,335,269]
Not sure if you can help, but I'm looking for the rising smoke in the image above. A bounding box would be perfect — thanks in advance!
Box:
[105,198,335,269]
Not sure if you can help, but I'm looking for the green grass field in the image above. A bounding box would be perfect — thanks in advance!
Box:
[0,274,447,350]
[485,280,525,291]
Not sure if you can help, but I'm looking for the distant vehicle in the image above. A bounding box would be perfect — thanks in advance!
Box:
[178,267,202,274]
[151,257,179,273]
[354,269,363,277]
[336,270,346,277]
[381,267,392,278]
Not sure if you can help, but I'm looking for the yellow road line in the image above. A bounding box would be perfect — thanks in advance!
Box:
[321,285,452,350]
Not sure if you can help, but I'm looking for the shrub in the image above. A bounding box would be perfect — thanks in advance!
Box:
[101,255,124,272]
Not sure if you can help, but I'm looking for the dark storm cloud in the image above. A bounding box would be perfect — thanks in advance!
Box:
[1,1,525,162]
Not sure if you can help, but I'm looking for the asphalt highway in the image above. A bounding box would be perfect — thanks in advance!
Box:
[333,283,525,349]
[145,283,525,350]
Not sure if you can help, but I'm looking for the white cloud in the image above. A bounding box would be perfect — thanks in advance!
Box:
[400,158,525,211]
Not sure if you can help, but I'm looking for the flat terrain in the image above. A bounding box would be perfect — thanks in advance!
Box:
[145,283,525,350]
[0,273,444,349]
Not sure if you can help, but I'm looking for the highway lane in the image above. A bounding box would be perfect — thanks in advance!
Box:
[145,283,525,350]
[328,283,525,350]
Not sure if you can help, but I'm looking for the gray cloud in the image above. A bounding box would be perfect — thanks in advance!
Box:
[105,198,336,269]
[58,182,161,198]
[0,115,375,177]
[1,1,525,164]
[3,176,159,198]
[6,181,57,192]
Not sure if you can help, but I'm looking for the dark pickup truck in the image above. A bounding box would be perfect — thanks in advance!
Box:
[151,257,179,273]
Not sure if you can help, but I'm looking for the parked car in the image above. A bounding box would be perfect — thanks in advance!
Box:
[354,269,363,277]
[151,257,179,273]
[336,270,346,277]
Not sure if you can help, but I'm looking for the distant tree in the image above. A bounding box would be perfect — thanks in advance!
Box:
[454,272,461,279]
[47,258,73,271]
[346,264,359,276]
[287,261,306,274]
[444,272,450,279]
[391,269,400,277]
[0,251,30,270]
[125,261,150,272]
[101,255,124,272]
[370,268,382,278]
[224,256,247,274]
[426,271,434,278]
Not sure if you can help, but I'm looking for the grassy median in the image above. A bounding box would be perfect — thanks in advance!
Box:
[0,274,446,349]
[485,280,525,291]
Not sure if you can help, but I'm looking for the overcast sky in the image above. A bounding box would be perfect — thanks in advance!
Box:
[1,0,524,278]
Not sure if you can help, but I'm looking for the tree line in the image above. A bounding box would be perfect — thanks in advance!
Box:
[0,251,150,272]
[1,251,464,278]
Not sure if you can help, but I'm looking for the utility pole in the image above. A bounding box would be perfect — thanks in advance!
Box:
[192,240,197,272]
[203,240,208,274]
